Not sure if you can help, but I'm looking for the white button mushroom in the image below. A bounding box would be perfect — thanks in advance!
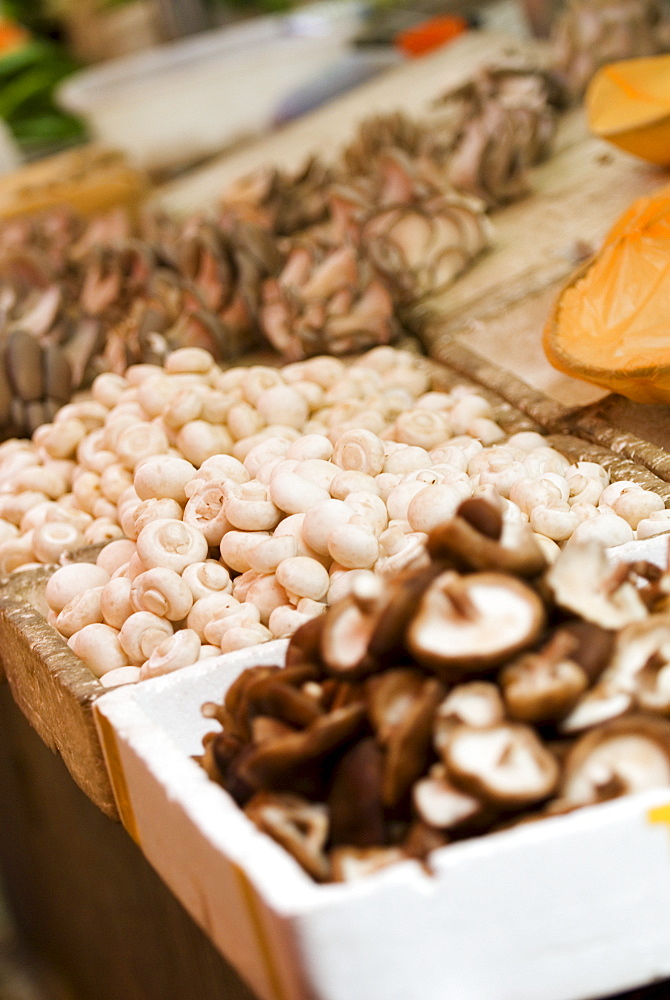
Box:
[130,567,194,621]
[118,611,174,665]
[140,628,202,680]
[45,562,111,615]
[135,518,208,574]
[68,623,130,677]
[181,560,233,600]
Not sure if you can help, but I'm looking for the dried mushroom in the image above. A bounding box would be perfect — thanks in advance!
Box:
[545,540,648,630]
[406,570,545,678]
[559,714,670,806]
[198,526,670,883]
[500,628,589,723]
[443,722,560,808]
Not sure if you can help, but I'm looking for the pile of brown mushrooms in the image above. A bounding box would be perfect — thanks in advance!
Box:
[0,205,282,438]
[549,0,670,101]
[199,490,670,882]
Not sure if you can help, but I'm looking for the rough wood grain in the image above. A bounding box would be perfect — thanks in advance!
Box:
[0,569,114,819]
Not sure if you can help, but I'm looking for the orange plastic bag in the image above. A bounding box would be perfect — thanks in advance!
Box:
[544,183,670,403]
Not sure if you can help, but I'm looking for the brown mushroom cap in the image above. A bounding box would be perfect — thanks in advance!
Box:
[560,714,670,807]
[406,570,546,680]
[382,677,445,808]
[427,496,547,577]
[500,628,589,724]
[545,541,648,630]
[366,668,428,744]
[443,721,560,808]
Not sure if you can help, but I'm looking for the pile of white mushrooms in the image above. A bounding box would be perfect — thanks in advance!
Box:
[0,343,666,687]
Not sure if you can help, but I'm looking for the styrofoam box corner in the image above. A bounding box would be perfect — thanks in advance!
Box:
[94,639,670,1000]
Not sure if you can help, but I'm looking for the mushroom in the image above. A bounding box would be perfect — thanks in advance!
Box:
[68,622,130,677]
[133,454,196,504]
[140,628,202,679]
[244,793,331,882]
[545,540,648,630]
[559,715,670,808]
[182,560,233,600]
[426,493,547,577]
[135,518,208,574]
[406,570,545,680]
[432,681,505,754]
[413,764,484,830]
[56,586,104,639]
[381,677,444,808]
[118,610,174,665]
[130,567,194,621]
[327,737,387,847]
[443,722,560,809]
[237,702,367,797]
[500,628,589,724]
[45,562,111,615]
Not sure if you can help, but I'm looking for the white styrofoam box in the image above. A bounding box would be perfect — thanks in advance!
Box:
[56,5,366,171]
[95,639,670,1000]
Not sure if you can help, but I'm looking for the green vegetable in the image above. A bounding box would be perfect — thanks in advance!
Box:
[0,33,86,153]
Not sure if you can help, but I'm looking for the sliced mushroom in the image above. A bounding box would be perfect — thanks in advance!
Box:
[443,722,560,808]
[427,494,547,577]
[244,792,331,882]
[560,715,670,808]
[545,541,648,630]
[500,628,589,724]
[413,764,483,830]
[433,681,505,755]
[406,570,545,680]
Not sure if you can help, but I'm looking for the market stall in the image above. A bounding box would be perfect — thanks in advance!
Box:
[3,3,670,999]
